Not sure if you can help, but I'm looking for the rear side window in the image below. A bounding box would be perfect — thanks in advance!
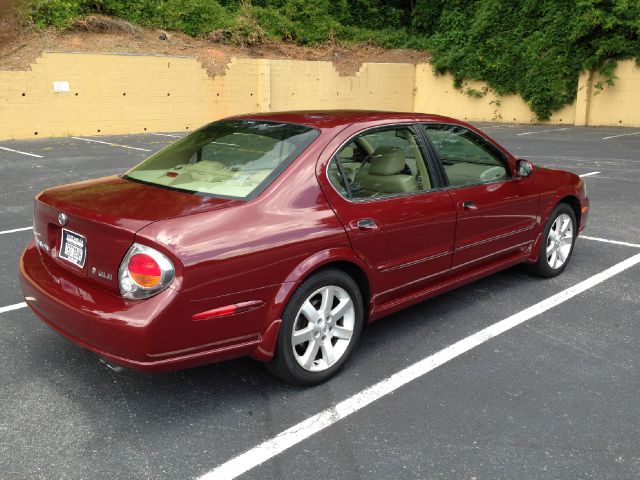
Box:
[328,126,436,199]
[423,124,510,186]
[125,120,319,199]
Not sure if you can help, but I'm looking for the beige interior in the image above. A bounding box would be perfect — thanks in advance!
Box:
[354,147,418,195]
[131,161,271,197]
[444,162,507,186]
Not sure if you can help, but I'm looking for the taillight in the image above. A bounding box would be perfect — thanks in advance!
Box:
[128,254,162,288]
[119,243,175,299]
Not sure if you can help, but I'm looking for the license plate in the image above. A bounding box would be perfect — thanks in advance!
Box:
[59,229,86,268]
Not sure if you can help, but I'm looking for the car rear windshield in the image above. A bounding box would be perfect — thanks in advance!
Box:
[124,120,319,199]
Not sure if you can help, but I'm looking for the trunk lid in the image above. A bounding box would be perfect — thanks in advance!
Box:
[33,175,240,294]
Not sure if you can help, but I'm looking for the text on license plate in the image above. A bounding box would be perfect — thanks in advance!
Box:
[59,229,86,268]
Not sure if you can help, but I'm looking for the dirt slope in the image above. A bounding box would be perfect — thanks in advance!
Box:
[0,13,430,76]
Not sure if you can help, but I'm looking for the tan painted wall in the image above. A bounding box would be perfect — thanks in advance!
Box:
[582,61,640,127]
[413,64,576,125]
[0,52,639,139]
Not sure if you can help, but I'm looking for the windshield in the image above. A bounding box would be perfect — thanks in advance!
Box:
[124,120,319,199]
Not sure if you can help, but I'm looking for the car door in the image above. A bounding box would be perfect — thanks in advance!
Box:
[421,123,539,273]
[320,124,456,307]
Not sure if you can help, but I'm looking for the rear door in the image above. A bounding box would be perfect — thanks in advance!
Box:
[421,123,539,273]
[320,124,456,306]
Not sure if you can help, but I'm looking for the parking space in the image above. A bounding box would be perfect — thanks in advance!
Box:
[0,125,639,479]
[251,265,640,480]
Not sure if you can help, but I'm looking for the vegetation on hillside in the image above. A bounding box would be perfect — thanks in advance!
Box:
[17,0,640,120]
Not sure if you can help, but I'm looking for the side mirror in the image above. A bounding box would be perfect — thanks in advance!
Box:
[516,159,535,178]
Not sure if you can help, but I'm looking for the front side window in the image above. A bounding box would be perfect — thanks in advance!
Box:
[125,120,318,199]
[328,127,435,199]
[423,124,510,187]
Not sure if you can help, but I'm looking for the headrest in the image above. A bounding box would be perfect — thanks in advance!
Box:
[368,146,405,176]
[188,160,225,173]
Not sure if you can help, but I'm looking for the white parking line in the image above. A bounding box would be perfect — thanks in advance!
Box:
[581,235,640,249]
[579,171,601,177]
[0,302,27,314]
[0,146,44,158]
[517,127,572,136]
[149,133,183,138]
[601,131,640,140]
[71,137,151,152]
[0,226,32,235]
[199,252,640,480]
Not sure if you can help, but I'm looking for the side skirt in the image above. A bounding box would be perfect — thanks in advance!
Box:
[370,251,529,322]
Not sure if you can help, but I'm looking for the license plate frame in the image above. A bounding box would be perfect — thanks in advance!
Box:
[59,228,87,268]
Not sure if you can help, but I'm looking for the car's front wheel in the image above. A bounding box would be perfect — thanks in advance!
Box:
[267,269,363,386]
[528,203,577,278]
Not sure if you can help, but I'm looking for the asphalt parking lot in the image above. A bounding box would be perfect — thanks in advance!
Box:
[1,123,639,480]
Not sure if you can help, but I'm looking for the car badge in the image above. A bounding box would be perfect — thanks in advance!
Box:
[58,213,68,226]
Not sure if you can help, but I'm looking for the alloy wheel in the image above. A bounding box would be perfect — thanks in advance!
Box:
[291,285,355,372]
[546,213,574,269]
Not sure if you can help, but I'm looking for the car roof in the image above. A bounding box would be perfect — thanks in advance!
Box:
[232,110,459,129]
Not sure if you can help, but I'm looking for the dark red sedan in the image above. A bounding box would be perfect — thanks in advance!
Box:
[19,111,589,385]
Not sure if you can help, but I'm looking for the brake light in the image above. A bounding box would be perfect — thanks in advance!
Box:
[119,243,175,299]
[128,254,162,288]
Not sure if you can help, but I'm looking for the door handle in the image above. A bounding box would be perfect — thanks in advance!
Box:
[354,219,379,230]
[461,201,478,211]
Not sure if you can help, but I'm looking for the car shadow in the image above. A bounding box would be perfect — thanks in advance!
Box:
[16,262,571,443]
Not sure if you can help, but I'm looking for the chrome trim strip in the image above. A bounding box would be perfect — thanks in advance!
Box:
[378,250,451,273]
[452,240,532,271]
[456,224,535,252]
[380,267,451,296]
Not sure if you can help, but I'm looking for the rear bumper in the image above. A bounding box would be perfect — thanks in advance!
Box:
[19,242,275,373]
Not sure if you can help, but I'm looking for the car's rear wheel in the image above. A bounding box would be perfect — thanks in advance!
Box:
[266,269,363,386]
[528,203,577,278]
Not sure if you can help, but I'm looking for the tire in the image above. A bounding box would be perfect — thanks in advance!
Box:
[266,269,364,386]
[528,203,577,278]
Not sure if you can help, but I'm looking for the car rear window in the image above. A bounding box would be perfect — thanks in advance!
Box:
[124,120,319,199]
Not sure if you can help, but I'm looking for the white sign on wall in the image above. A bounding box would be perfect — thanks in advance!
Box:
[53,81,70,92]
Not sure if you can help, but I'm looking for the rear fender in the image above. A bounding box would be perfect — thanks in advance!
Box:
[254,248,373,359]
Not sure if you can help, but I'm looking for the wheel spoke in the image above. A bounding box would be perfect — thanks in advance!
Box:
[560,217,571,235]
[333,325,353,340]
[330,297,352,321]
[300,339,321,369]
[300,299,319,323]
[554,251,564,268]
[320,338,336,366]
[546,242,556,256]
[320,286,335,316]
[548,250,557,267]
[292,324,314,346]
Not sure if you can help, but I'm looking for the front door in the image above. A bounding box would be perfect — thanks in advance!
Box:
[422,123,539,272]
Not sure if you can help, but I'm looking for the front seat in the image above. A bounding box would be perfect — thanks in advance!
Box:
[354,146,417,195]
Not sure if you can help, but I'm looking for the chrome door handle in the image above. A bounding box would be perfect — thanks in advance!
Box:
[461,201,478,211]
[355,219,379,230]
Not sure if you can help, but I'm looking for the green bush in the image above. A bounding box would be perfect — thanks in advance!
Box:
[425,0,640,119]
[21,0,83,28]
